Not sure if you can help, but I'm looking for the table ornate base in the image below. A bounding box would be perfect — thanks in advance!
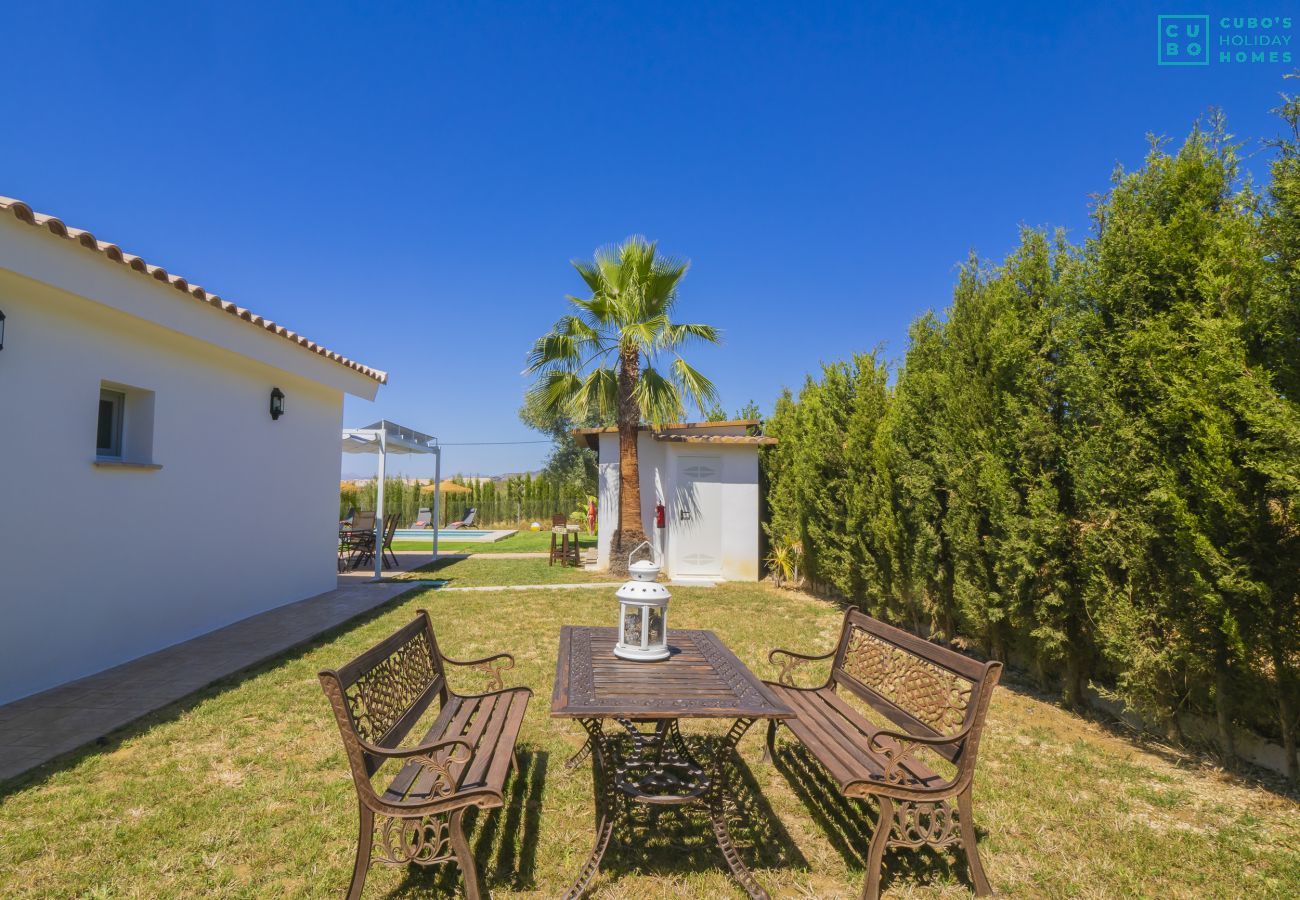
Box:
[563,716,766,900]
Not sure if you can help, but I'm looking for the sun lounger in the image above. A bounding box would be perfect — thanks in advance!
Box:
[446,507,477,529]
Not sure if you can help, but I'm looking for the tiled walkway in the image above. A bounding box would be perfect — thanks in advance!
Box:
[0,579,421,784]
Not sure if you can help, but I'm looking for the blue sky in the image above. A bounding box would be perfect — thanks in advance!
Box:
[5,2,1294,477]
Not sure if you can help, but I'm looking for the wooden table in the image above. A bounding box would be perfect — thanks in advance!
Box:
[551,625,794,899]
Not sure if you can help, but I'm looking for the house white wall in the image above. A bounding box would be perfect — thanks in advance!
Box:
[0,216,380,705]
[594,426,761,581]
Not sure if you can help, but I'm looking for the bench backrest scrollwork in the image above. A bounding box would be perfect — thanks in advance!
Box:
[318,610,449,793]
[831,608,1001,772]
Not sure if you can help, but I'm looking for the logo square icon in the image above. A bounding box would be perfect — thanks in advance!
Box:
[1158,15,1210,65]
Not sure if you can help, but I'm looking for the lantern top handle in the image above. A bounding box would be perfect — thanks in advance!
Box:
[628,540,659,568]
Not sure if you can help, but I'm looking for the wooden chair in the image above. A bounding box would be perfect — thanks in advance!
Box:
[764,607,1002,899]
[319,611,532,900]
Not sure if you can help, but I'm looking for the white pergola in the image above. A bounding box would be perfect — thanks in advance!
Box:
[341,420,441,579]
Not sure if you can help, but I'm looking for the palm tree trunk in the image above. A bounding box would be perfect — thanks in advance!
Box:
[612,345,645,575]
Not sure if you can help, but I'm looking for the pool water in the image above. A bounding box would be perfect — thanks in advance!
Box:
[392,529,512,542]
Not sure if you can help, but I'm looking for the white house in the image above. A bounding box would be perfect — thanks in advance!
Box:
[0,197,385,705]
[577,420,775,581]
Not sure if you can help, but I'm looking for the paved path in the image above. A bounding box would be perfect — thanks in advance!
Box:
[0,579,422,785]
[466,551,550,559]
[336,550,581,586]
[335,551,466,586]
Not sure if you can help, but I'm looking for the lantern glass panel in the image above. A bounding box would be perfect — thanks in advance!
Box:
[646,606,664,646]
[622,604,643,645]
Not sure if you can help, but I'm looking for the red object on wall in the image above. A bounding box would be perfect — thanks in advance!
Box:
[655,503,665,528]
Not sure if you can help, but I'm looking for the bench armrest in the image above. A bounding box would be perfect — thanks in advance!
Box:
[358,735,475,803]
[768,647,836,687]
[867,721,974,786]
[442,652,516,692]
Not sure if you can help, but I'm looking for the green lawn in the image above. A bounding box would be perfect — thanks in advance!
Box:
[394,554,611,587]
[1,562,1297,898]
[391,530,593,554]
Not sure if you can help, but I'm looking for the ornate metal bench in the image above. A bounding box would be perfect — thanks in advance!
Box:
[763,607,1002,899]
[319,610,532,899]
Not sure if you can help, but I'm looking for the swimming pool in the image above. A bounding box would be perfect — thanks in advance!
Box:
[392,528,515,542]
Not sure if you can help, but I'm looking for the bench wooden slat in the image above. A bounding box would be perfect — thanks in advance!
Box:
[778,687,870,787]
[380,696,464,802]
[483,693,529,790]
[810,688,945,787]
[451,694,504,789]
[401,694,502,802]
[462,693,518,789]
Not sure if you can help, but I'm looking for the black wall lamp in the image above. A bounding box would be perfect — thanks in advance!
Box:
[269,387,285,420]
[0,308,6,350]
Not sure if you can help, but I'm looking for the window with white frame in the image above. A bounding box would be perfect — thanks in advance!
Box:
[95,382,156,465]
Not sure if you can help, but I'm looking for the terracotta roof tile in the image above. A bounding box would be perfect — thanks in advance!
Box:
[652,434,776,445]
[0,196,387,383]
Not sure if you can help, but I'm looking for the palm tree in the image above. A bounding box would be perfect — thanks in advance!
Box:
[525,236,721,571]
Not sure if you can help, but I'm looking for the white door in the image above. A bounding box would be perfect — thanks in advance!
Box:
[672,455,723,577]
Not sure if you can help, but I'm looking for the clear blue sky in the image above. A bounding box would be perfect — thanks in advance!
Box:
[6,2,1294,477]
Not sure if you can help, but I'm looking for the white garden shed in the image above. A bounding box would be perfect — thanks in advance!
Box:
[0,197,386,705]
[577,420,775,582]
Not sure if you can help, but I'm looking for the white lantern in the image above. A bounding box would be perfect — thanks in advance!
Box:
[614,542,671,661]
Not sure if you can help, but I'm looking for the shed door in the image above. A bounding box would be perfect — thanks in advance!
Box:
[672,455,722,577]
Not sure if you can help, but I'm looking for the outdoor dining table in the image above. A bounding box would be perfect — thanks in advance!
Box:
[551,625,794,899]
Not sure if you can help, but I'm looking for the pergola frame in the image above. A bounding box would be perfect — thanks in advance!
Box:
[341,420,441,579]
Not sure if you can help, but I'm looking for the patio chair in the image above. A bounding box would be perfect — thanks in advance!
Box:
[446,507,476,529]
[381,515,400,568]
[344,512,376,570]
[411,507,432,529]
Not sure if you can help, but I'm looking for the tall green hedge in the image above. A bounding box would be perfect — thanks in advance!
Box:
[340,472,589,530]
[763,113,1300,779]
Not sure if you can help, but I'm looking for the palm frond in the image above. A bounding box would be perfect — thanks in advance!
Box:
[556,314,608,351]
[525,370,583,413]
[635,364,685,426]
[621,314,669,353]
[523,331,583,373]
[670,356,720,414]
[643,258,689,319]
[595,243,629,297]
[572,258,606,296]
[567,293,615,326]
[658,322,721,351]
[572,366,620,422]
